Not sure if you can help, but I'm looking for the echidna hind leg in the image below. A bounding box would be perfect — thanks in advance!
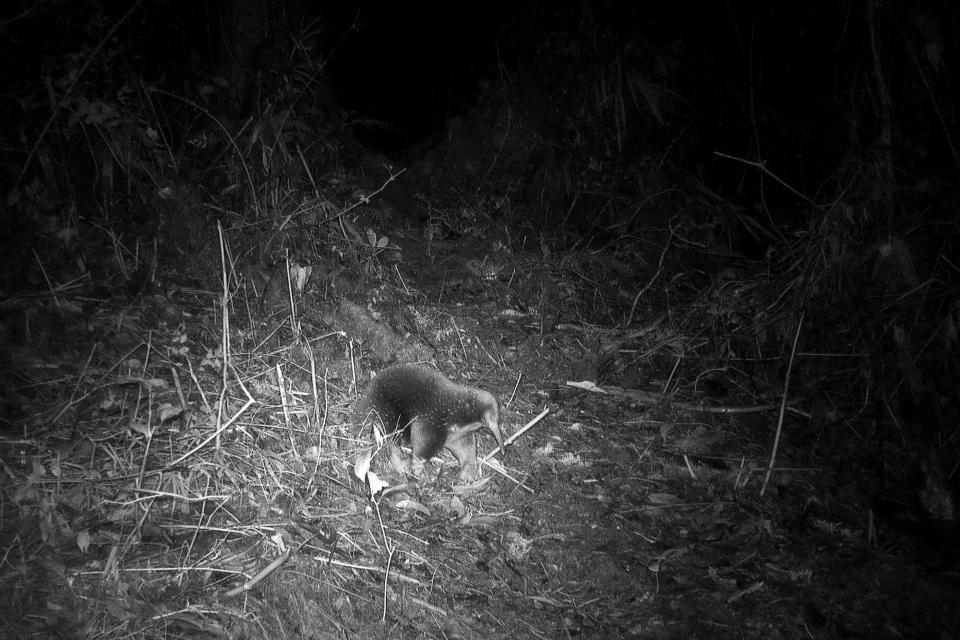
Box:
[409,416,446,460]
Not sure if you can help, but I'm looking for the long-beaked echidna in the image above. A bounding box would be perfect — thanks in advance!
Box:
[356,363,504,480]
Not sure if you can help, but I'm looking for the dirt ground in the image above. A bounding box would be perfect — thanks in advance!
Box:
[3,216,960,640]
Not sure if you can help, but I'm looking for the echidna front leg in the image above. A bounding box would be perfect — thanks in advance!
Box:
[445,429,480,480]
[388,442,411,475]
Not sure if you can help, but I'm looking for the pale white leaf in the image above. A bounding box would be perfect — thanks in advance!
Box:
[158,403,182,422]
[566,380,607,393]
[366,470,387,496]
[354,450,372,482]
[395,498,431,516]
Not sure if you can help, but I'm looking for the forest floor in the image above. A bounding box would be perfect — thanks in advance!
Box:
[3,182,960,640]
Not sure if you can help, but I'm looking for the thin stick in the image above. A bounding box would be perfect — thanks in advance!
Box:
[310,352,322,441]
[170,365,186,416]
[483,407,550,462]
[320,168,406,226]
[285,252,299,335]
[452,319,468,361]
[714,152,824,211]
[761,310,804,496]
[306,357,325,495]
[135,332,155,492]
[478,457,531,492]
[32,248,62,312]
[217,221,231,453]
[566,382,809,417]
[313,556,423,586]
[185,359,214,416]
[224,549,291,597]
[408,596,448,617]
[369,495,395,622]
[381,545,395,623]
[167,364,254,467]
[277,363,299,457]
[49,343,98,427]
[473,407,549,493]
[167,397,254,467]
[507,371,522,406]
[627,222,673,325]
